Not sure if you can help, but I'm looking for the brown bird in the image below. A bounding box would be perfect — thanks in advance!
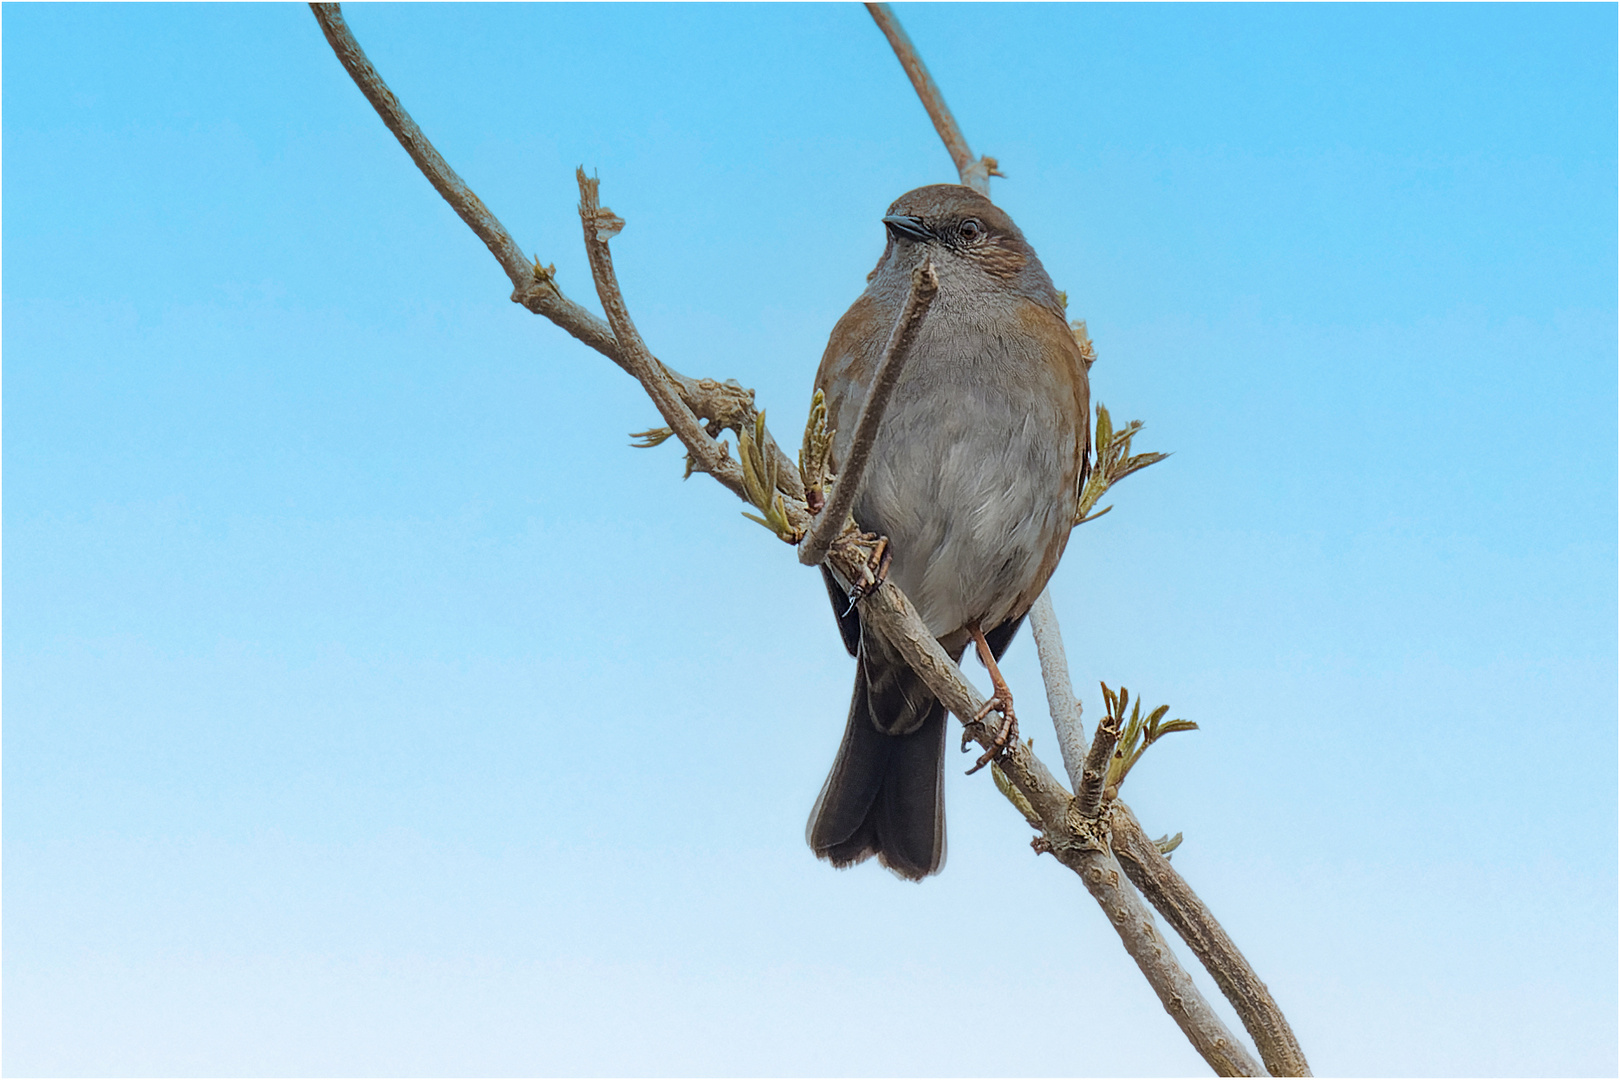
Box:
[807,184,1091,880]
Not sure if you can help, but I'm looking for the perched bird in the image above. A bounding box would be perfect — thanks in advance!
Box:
[807,184,1091,880]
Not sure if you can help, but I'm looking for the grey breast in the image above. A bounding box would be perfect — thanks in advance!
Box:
[845,306,1076,639]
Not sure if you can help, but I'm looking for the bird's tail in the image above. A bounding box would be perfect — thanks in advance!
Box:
[806,634,946,881]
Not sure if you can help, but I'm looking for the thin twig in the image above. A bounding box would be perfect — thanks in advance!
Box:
[864,3,1000,195]
[1111,803,1311,1077]
[311,4,608,349]
[312,2,526,284]
[575,171,747,498]
[798,260,938,566]
[1029,589,1087,791]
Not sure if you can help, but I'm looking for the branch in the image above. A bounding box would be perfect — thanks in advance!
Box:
[308,3,805,502]
[575,171,747,499]
[855,585,1263,1078]
[1029,590,1088,791]
[1026,600,1271,1074]
[1111,803,1312,1077]
[1059,844,1268,1077]
[311,4,608,350]
[797,259,938,566]
[864,3,1001,194]
[1075,687,1123,819]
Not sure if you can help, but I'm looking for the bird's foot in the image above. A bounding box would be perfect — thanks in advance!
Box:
[964,620,1018,775]
[966,694,1018,775]
[839,534,891,615]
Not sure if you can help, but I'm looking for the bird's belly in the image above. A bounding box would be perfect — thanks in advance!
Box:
[854,389,1073,639]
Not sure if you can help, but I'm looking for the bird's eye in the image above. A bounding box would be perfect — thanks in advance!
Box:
[959,218,985,242]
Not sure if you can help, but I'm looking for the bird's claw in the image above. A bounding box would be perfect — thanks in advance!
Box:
[841,535,891,615]
[965,693,1017,775]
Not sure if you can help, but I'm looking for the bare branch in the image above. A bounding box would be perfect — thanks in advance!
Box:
[309,3,806,503]
[1111,803,1312,1077]
[864,3,1001,194]
[575,171,747,499]
[311,2,525,284]
[1029,589,1088,791]
[798,260,938,566]
[1057,844,1268,1077]
[309,4,616,353]
[876,604,1261,1079]
[1029,574,1291,1077]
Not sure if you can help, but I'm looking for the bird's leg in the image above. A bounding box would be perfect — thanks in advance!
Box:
[870,536,892,589]
[965,619,1017,775]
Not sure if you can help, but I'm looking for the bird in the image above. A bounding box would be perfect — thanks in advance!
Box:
[806,183,1091,881]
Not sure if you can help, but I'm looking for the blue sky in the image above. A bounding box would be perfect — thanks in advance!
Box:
[4,3,1615,1075]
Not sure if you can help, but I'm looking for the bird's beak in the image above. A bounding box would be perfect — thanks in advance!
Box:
[882,214,931,242]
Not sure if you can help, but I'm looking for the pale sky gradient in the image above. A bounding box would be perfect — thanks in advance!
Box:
[4,3,1616,1076]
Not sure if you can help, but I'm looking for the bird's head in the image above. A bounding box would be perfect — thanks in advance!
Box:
[875,184,1059,311]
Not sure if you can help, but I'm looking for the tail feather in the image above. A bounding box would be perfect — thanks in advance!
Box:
[807,642,947,881]
[807,579,1030,881]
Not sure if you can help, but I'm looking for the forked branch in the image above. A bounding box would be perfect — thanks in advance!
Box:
[859,585,1264,1078]
[309,2,803,499]
[1111,802,1312,1077]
